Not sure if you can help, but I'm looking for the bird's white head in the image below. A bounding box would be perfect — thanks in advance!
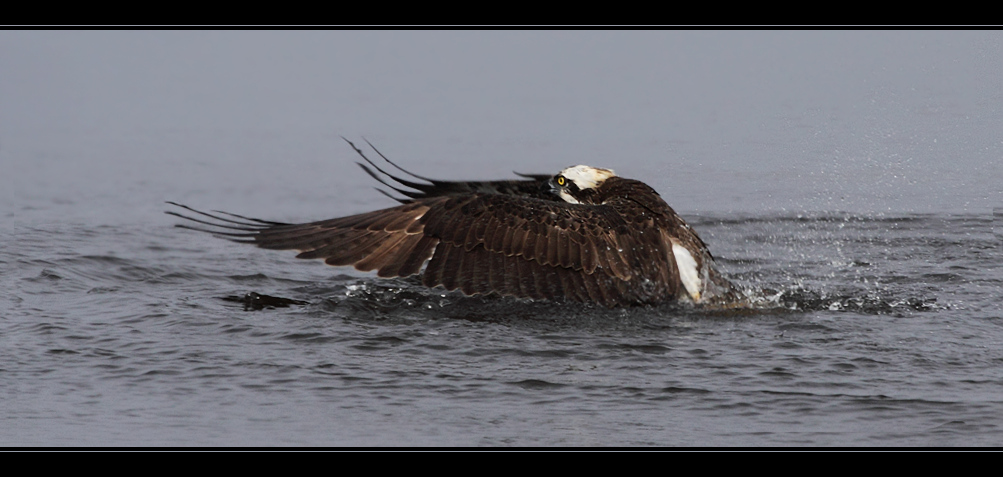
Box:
[557,165,616,190]
[552,165,617,204]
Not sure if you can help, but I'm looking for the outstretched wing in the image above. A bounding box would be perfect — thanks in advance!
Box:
[345,138,558,203]
[167,200,440,278]
[167,140,688,306]
[167,193,676,306]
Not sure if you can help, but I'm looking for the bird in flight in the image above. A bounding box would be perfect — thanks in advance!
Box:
[168,140,737,307]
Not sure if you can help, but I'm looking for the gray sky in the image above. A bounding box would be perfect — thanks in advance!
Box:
[2,31,999,218]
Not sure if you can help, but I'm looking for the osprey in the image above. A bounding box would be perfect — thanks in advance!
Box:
[168,140,736,307]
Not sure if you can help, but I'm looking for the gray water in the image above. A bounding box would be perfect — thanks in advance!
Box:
[1,31,1001,446]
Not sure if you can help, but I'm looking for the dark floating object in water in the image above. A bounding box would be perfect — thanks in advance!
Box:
[223,292,309,311]
[169,139,737,307]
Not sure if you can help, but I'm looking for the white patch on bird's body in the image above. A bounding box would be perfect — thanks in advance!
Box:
[559,165,616,190]
[671,241,702,302]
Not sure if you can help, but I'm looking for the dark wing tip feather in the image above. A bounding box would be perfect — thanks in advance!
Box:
[373,187,413,203]
[513,172,552,181]
[165,199,282,225]
[165,202,288,244]
[361,137,437,183]
[165,211,256,232]
[173,219,260,242]
[206,209,285,226]
[355,162,426,201]
[343,137,445,200]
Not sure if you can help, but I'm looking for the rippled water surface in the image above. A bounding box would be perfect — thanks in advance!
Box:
[4,212,1001,446]
[2,31,1001,446]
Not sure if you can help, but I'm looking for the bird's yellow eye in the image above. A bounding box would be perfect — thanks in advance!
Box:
[556,176,566,186]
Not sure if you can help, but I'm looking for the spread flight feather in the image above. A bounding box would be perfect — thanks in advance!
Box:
[167,139,735,307]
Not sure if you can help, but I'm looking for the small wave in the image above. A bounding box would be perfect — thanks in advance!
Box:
[738,285,942,315]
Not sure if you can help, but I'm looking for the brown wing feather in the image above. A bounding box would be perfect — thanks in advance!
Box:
[168,186,682,306]
[166,139,733,306]
[411,194,675,305]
